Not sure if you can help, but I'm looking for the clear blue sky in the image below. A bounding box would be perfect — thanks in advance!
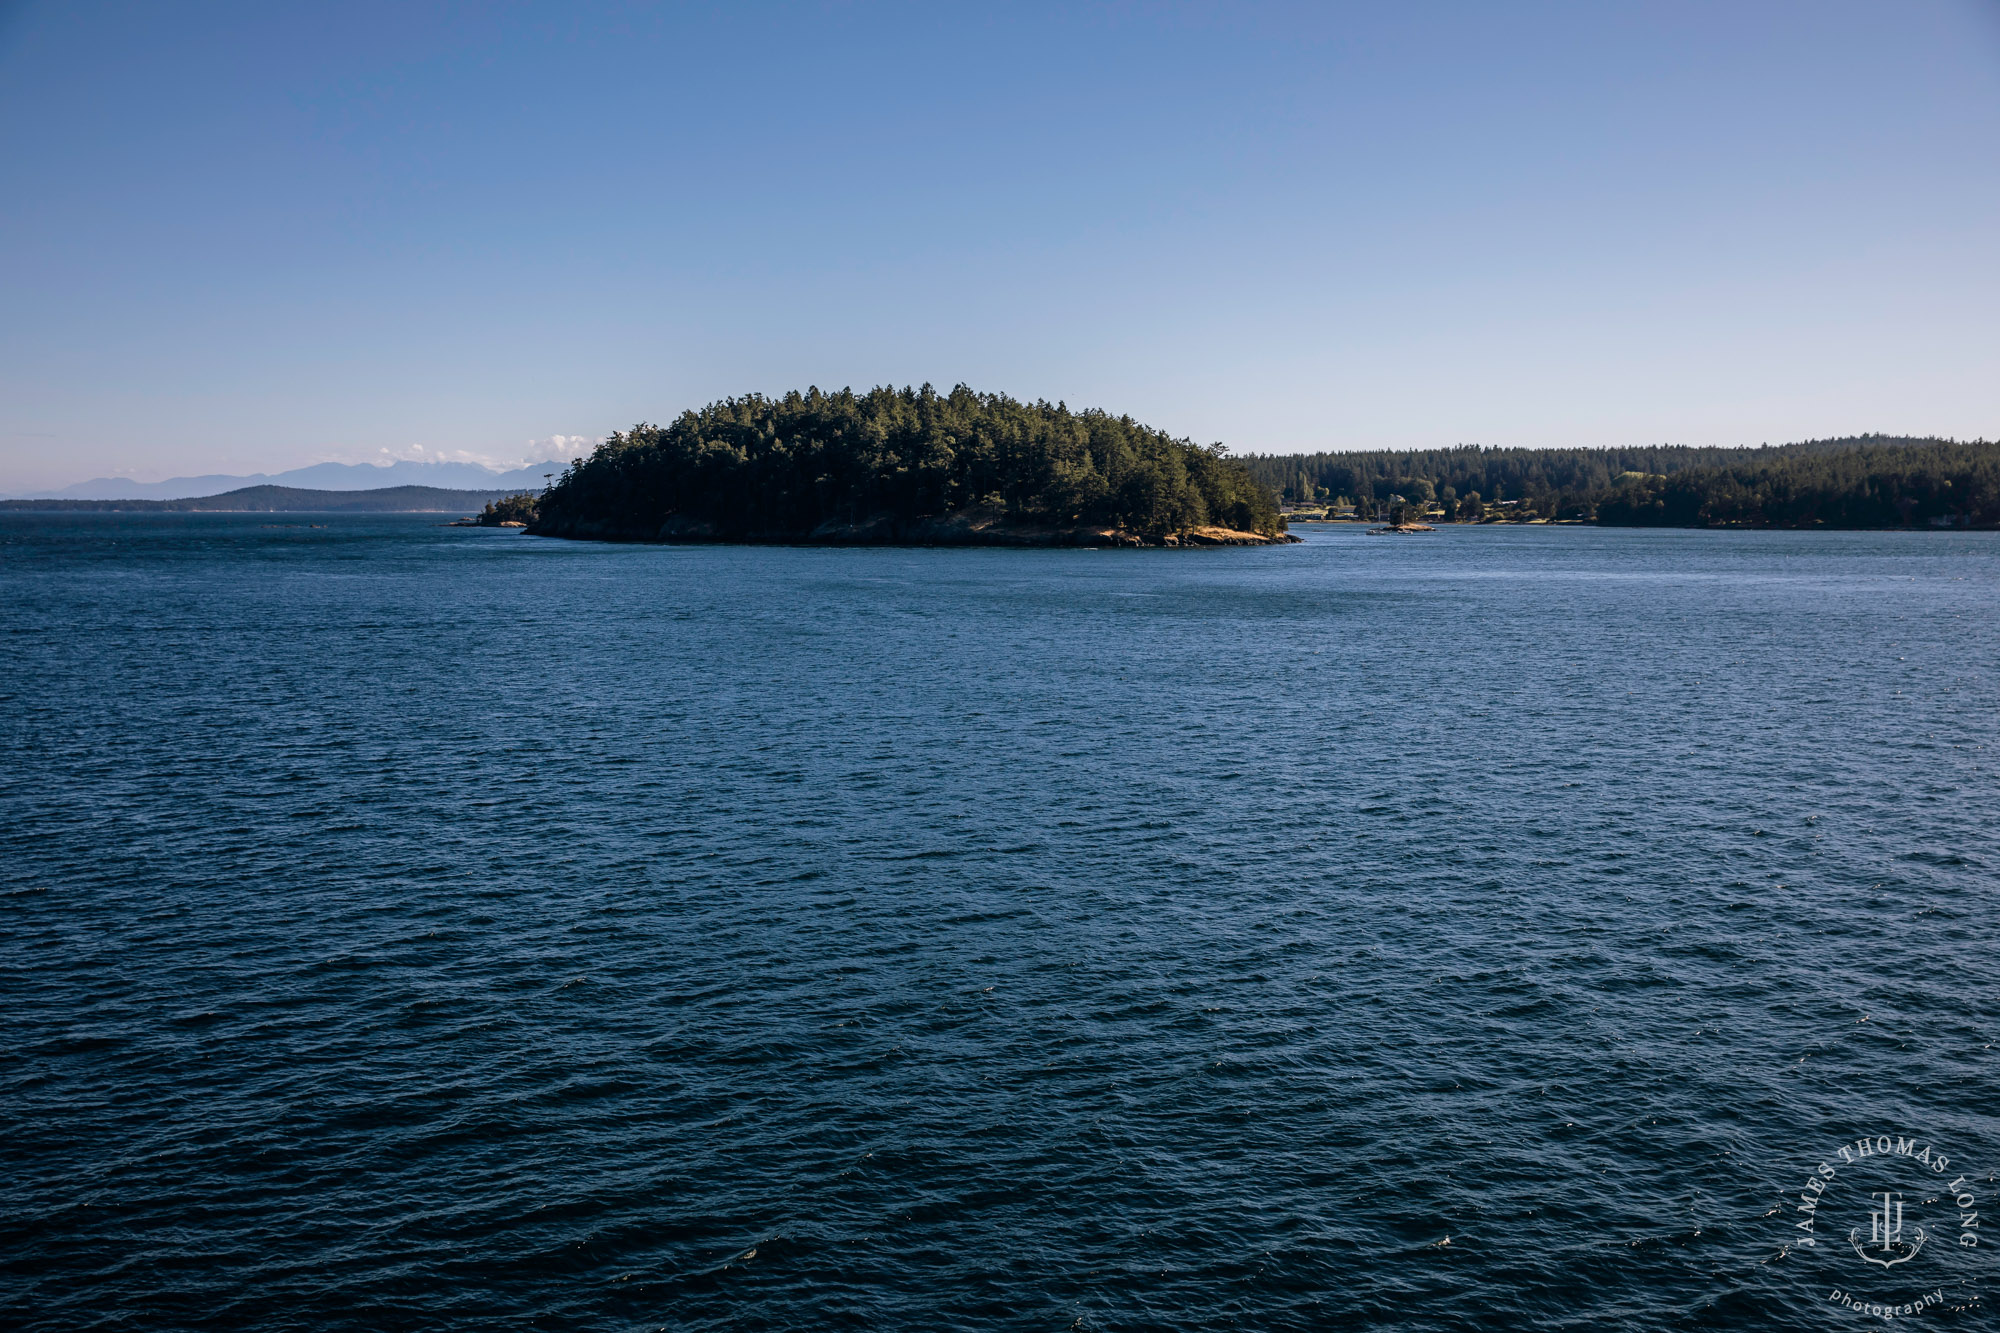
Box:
[3,1,1997,488]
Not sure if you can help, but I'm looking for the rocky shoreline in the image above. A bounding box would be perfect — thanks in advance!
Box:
[529,502,1299,548]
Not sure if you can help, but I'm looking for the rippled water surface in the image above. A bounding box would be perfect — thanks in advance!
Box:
[4,515,1997,1330]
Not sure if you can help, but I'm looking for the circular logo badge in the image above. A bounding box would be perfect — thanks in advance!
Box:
[1783,1133,1987,1319]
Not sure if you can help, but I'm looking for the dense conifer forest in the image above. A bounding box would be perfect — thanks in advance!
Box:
[1242,435,2000,528]
[532,386,1283,544]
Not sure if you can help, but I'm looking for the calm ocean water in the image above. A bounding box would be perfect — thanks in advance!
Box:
[3,514,1996,1330]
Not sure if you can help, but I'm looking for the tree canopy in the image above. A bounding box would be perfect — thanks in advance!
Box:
[533,385,1282,542]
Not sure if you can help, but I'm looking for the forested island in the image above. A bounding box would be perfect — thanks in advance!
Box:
[469,492,540,526]
[1245,435,2000,528]
[529,386,1291,546]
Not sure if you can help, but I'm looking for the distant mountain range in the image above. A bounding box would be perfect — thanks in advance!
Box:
[6,458,565,501]
[0,485,522,513]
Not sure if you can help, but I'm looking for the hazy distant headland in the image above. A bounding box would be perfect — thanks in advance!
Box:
[1245,435,2000,529]
[528,386,1293,547]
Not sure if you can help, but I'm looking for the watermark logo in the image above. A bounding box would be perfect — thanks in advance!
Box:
[1784,1132,1986,1320]
[1855,1190,1922,1268]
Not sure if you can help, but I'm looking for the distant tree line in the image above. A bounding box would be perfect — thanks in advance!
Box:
[534,385,1281,540]
[1241,436,2000,528]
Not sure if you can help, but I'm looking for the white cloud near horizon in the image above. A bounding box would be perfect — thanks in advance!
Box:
[357,435,602,471]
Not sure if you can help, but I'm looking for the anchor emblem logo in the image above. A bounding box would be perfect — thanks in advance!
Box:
[1848,1190,1926,1268]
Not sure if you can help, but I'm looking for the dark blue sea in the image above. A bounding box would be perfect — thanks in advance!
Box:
[3,514,1996,1331]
